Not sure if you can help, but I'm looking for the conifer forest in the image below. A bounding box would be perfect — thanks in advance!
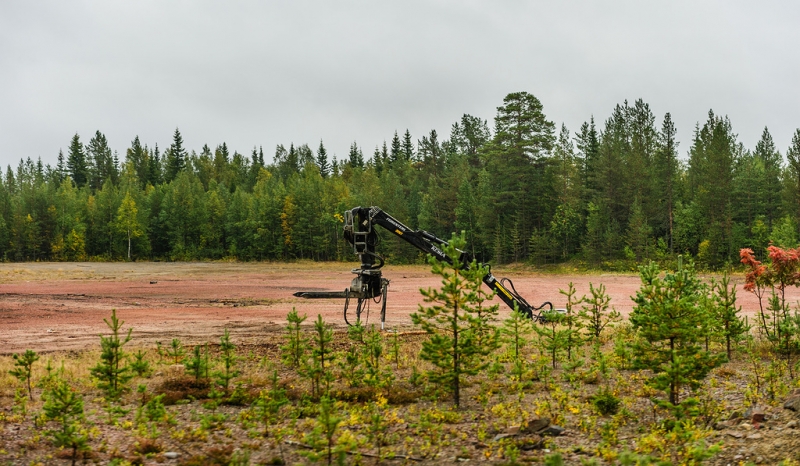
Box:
[4,91,800,268]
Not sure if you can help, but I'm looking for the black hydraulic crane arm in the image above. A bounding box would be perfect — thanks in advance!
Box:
[343,206,553,322]
[294,206,553,326]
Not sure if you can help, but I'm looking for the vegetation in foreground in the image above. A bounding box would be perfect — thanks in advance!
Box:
[4,245,800,465]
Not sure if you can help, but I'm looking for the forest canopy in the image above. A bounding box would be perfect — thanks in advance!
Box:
[2,92,800,268]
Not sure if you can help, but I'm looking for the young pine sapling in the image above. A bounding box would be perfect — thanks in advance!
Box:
[9,349,39,400]
[90,309,134,399]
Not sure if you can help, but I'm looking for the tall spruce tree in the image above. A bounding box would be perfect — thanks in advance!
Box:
[66,133,89,187]
[654,113,679,251]
[402,129,415,162]
[754,126,783,228]
[86,130,117,189]
[688,111,737,266]
[164,128,187,182]
[316,140,330,177]
[389,131,402,163]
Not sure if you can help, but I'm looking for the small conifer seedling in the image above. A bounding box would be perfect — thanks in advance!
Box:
[90,309,134,399]
[9,349,39,400]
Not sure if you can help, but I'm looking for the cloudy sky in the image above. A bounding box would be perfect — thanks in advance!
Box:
[1,1,799,170]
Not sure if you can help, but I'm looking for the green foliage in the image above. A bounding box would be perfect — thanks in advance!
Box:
[578,283,621,341]
[590,387,621,416]
[9,349,39,400]
[165,338,186,364]
[130,349,152,377]
[214,329,240,393]
[534,310,569,369]
[2,94,800,267]
[629,259,725,405]
[710,273,749,360]
[43,380,89,466]
[559,282,584,360]
[304,314,335,398]
[89,309,134,399]
[185,344,209,382]
[501,306,534,382]
[411,232,496,407]
[253,370,289,437]
[281,307,307,368]
[300,396,343,466]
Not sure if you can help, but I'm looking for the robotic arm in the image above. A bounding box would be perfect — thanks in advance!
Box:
[294,206,554,327]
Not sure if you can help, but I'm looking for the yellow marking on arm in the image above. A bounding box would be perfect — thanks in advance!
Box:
[495,283,513,300]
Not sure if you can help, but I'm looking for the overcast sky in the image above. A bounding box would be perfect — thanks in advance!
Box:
[1,1,799,170]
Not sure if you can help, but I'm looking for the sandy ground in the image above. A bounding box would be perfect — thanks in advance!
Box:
[0,262,794,354]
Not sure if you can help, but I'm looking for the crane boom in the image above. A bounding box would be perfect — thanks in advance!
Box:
[294,206,554,326]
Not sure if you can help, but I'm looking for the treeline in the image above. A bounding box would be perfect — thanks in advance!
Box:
[2,91,800,267]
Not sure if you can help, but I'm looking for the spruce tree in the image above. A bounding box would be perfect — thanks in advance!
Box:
[629,258,725,405]
[402,129,415,161]
[316,140,330,177]
[164,127,186,182]
[66,133,89,187]
[390,131,402,163]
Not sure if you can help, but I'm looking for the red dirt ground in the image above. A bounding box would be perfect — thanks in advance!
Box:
[0,262,795,354]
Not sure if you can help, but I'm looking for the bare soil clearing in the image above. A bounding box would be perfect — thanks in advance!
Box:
[0,262,791,354]
[3,263,800,465]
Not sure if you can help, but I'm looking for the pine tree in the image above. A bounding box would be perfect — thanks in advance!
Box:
[410,232,493,407]
[483,91,556,261]
[43,380,88,466]
[502,306,534,381]
[711,272,749,360]
[9,349,39,399]
[90,309,134,399]
[185,344,209,382]
[688,111,737,266]
[534,309,569,369]
[578,283,620,341]
[629,258,725,405]
[213,329,240,393]
[306,314,334,398]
